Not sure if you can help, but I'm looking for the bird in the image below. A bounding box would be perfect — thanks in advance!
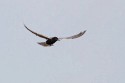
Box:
[24,24,86,47]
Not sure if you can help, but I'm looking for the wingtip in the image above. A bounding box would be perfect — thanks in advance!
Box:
[24,24,29,30]
[81,30,86,32]
[81,30,86,34]
[24,24,27,28]
[84,30,87,32]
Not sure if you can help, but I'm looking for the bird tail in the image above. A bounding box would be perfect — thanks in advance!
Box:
[37,42,50,47]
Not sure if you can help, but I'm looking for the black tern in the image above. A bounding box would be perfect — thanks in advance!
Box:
[24,24,86,47]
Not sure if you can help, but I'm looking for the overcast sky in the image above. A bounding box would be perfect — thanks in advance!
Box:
[0,0,125,83]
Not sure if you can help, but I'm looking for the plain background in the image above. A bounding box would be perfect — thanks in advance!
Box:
[0,0,125,83]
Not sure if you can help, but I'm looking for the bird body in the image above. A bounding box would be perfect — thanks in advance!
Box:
[24,24,86,47]
[46,37,58,45]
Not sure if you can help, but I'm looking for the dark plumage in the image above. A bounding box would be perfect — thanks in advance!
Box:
[24,24,86,47]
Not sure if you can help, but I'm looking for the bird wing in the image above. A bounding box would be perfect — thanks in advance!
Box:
[37,42,50,47]
[59,30,86,39]
[24,24,50,40]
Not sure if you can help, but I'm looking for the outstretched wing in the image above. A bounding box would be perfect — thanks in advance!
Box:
[59,30,86,39]
[24,24,50,40]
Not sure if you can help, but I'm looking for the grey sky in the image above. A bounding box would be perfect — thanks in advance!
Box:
[0,0,125,83]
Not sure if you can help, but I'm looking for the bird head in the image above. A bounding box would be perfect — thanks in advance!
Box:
[52,37,59,41]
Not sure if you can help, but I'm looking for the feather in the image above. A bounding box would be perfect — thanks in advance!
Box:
[59,30,86,39]
[24,24,50,40]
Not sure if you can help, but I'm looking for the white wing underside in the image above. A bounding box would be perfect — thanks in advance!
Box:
[59,30,86,39]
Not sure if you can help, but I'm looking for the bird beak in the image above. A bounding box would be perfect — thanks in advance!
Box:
[58,39,60,41]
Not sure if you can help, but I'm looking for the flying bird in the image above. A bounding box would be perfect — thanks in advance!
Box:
[24,24,86,47]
